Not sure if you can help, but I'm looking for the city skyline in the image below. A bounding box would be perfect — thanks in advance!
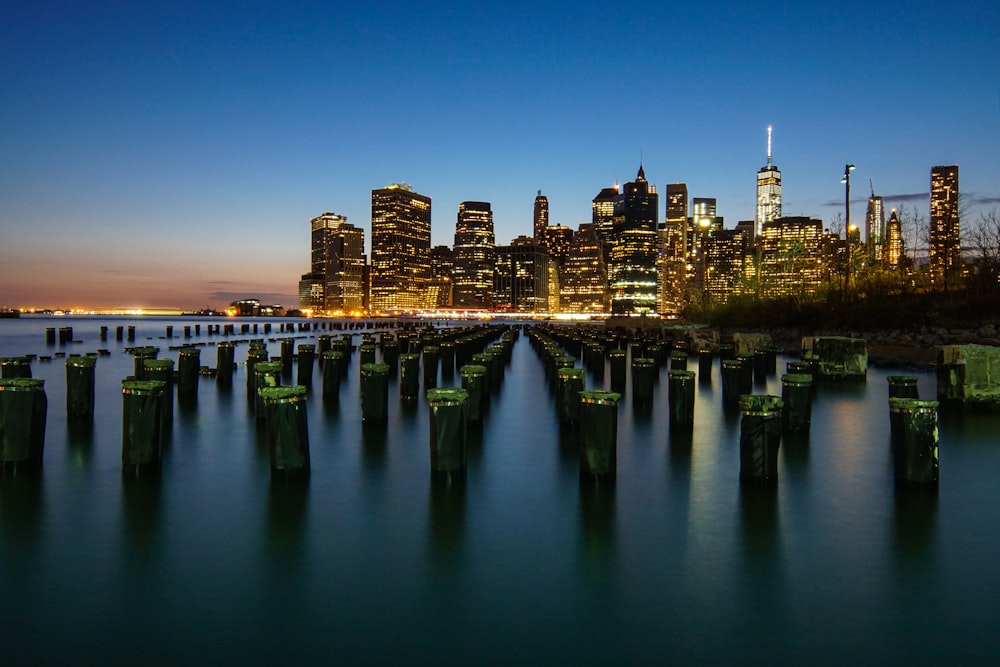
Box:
[2,1,999,309]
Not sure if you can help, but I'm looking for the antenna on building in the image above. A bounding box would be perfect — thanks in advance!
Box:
[767,125,773,165]
[870,178,875,197]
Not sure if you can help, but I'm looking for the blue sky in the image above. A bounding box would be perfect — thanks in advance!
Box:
[2,1,998,308]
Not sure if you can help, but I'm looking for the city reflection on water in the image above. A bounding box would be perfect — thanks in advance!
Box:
[1,316,998,663]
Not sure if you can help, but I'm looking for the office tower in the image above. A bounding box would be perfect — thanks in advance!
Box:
[298,212,366,313]
[609,165,659,314]
[929,165,960,281]
[663,183,688,260]
[533,190,549,244]
[758,216,824,298]
[493,236,551,312]
[430,245,455,307]
[755,125,782,238]
[591,187,618,249]
[865,183,886,255]
[703,228,748,304]
[544,224,573,265]
[297,272,325,311]
[453,201,496,308]
[560,223,607,313]
[370,183,432,312]
[884,209,904,268]
[659,183,688,316]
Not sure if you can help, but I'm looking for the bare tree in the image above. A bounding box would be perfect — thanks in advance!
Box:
[968,208,1000,285]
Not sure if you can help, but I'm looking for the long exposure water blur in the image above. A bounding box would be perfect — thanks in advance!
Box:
[2,316,999,664]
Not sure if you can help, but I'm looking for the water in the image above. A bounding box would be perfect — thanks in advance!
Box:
[2,316,1000,664]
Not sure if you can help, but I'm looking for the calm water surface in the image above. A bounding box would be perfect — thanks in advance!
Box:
[2,316,999,664]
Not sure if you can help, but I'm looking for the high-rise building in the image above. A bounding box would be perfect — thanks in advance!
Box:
[685,197,722,292]
[559,223,607,313]
[659,182,688,316]
[662,183,688,260]
[929,165,960,281]
[299,212,366,313]
[544,224,573,265]
[533,190,549,245]
[453,201,496,308]
[703,228,749,304]
[493,236,550,312]
[591,187,618,250]
[609,165,659,314]
[865,183,886,255]
[429,245,455,308]
[884,208,904,268]
[370,183,432,312]
[759,216,824,298]
[755,125,782,239]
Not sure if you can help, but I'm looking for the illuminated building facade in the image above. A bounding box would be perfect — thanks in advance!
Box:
[453,201,496,308]
[703,228,748,304]
[493,236,550,312]
[370,184,433,311]
[544,224,573,265]
[609,165,659,314]
[609,228,659,314]
[430,245,455,307]
[659,182,688,316]
[591,187,618,250]
[560,223,607,313]
[297,272,325,311]
[865,190,886,255]
[929,165,960,281]
[755,125,781,238]
[758,216,824,298]
[884,209,904,268]
[533,190,549,245]
[296,212,366,312]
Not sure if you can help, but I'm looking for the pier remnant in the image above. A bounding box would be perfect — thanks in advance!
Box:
[801,336,867,380]
[66,356,97,421]
[937,344,1000,410]
[260,385,310,479]
[0,378,47,471]
[426,388,468,485]
[121,379,166,475]
[579,390,621,485]
[889,398,939,486]
[738,395,783,486]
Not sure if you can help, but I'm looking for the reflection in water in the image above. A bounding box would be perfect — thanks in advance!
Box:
[67,420,94,468]
[121,475,161,555]
[558,423,580,470]
[781,430,810,472]
[578,484,615,570]
[361,423,388,470]
[0,470,44,543]
[892,484,938,561]
[267,479,309,560]
[739,485,781,568]
[427,480,465,567]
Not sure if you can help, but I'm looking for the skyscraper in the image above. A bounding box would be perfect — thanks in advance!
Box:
[297,212,365,313]
[591,186,618,250]
[884,208,904,268]
[865,182,886,256]
[929,165,960,281]
[609,165,659,314]
[370,183,432,312]
[493,236,550,312]
[659,183,688,316]
[533,190,549,245]
[559,223,607,313]
[755,125,782,238]
[453,201,496,308]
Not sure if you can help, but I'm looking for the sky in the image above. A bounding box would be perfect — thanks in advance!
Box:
[2,0,998,309]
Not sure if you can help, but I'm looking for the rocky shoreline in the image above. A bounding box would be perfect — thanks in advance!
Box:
[722,323,1000,371]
